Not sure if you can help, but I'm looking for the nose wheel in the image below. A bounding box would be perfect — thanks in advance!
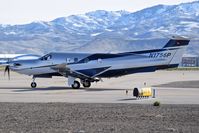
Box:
[31,82,37,88]
[31,77,37,88]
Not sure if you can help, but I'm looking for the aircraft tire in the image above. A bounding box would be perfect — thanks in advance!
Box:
[72,81,80,89]
[31,82,37,88]
[82,81,91,88]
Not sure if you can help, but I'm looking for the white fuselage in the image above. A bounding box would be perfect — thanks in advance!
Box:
[9,46,185,78]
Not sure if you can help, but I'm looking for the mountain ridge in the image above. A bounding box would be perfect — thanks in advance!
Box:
[0,1,199,55]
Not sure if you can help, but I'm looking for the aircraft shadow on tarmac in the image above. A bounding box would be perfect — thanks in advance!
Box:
[0,87,125,92]
[118,98,137,101]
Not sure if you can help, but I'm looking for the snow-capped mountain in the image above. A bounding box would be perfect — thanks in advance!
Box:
[0,1,199,55]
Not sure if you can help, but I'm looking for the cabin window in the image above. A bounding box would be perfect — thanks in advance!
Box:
[74,58,78,63]
[66,58,71,63]
[84,58,89,63]
[98,58,102,63]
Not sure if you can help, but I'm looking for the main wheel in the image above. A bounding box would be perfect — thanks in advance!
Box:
[82,81,91,88]
[71,81,80,89]
[31,82,37,88]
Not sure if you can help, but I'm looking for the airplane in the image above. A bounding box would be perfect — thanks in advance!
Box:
[1,36,190,89]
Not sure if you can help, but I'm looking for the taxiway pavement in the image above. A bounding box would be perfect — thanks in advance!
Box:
[0,70,199,104]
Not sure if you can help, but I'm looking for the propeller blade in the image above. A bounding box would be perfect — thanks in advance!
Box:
[4,66,8,76]
[8,66,10,80]
[4,66,10,80]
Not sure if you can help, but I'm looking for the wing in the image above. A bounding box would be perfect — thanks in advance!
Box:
[51,63,94,81]
[51,63,110,81]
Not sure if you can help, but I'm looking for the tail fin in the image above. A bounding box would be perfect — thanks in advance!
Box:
[163,36,190,48]
[164,36,190,66]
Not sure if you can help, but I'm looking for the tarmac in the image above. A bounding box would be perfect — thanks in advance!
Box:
[0,70,199,104]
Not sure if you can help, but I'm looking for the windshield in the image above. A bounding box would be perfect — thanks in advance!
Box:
[40,54,52,61]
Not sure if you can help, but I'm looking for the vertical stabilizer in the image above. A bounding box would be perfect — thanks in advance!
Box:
[163,36,190,65]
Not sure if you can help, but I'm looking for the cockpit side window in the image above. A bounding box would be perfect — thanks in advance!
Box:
[40,54,52,61]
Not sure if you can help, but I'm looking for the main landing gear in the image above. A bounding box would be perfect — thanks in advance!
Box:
[82,80,91,88]
[71,81,80,89]
[71,80,91,89]
[31,77,37,88]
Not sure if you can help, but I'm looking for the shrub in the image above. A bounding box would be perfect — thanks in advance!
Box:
[153,101,160,106]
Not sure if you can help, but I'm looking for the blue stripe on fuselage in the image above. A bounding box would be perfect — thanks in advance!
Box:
[98,64,179,78]
[76,48,179,64]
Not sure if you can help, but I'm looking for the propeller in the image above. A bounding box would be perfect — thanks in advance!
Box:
[4,65,10,80]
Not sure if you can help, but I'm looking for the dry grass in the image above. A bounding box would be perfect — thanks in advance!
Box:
[0,66,4,71]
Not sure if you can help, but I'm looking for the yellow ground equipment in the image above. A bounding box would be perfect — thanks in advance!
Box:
[133,87,152,98]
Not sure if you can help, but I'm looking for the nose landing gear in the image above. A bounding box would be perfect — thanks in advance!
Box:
[31,82,37,88]
[31,77,37,88]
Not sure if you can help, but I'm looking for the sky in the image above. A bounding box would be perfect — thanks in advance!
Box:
[0,0,197,25]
